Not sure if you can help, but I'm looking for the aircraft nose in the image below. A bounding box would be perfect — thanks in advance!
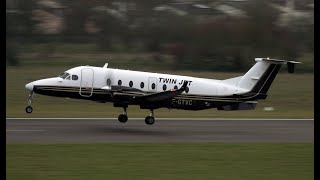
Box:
[25,82,34,91]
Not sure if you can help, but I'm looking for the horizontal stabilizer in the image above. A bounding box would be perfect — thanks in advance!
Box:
[287,62,299,73]
[255,58,301,74]
[255,58,301,64]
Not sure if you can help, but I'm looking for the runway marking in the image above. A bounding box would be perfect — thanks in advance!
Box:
[6,130,45,132]
[6,118,313,121]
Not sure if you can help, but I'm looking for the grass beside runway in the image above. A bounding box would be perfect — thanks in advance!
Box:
[7,143,313,180]
[6,66,313,118]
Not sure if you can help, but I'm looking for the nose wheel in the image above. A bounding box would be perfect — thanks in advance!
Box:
[25,106,33,113]
[25,91,34,114]
[118,107,128,123]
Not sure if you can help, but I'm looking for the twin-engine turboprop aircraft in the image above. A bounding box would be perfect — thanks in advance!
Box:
[25,58,300,125]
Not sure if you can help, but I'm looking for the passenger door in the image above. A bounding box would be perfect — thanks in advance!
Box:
[148,77,157,92]
[80,68,94,97]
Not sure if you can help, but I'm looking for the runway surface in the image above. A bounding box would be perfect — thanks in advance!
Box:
[6,118,314,143]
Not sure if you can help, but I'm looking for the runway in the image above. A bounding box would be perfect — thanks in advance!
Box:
[6,118,314,143]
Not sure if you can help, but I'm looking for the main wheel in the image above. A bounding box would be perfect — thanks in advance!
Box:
[25,106,33,114]
[118,114,128,123]
[145,116,155,125]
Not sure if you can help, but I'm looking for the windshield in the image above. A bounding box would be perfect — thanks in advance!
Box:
[59,72,70,79]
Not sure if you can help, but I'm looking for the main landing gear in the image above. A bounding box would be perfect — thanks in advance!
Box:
[25,91,34,114]
[145,109,155,125]
[118,107,128,123]
[117,107,156,125]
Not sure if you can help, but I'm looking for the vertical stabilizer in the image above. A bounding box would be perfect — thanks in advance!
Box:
[236,61,271,91]
[236,58,300,95]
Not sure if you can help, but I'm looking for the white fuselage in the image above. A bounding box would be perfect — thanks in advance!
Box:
[77,66,248,96]
[109,68,249,96]
[26,66,249,97]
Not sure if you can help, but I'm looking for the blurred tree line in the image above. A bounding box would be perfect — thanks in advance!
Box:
[6,0,313,72]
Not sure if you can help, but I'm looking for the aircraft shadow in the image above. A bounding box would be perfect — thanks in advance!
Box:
[91,125,176,137]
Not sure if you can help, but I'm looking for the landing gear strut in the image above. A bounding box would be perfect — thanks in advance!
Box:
[145,109,155,125]
[25,91,34,114]
[118,107,128,123]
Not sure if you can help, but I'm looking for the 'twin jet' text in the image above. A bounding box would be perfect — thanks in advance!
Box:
[159,78,192,85]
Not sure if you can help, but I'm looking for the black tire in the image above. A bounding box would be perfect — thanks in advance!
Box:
[145,116,155,125]
[118,114,128,123]
[25,106,33,114]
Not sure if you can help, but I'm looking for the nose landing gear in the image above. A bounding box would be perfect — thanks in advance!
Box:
[25,91,34,114]
[25,106,33,114]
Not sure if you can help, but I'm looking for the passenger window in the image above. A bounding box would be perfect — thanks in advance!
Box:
[72,75,78,80]
[174,85,178,90]
[152,83,155,90]
[140,82,144,89]
[129,81,133,87]
[163,84,167,91]
[118,80,122,86]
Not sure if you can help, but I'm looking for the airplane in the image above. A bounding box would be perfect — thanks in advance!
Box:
[25,58,300,125]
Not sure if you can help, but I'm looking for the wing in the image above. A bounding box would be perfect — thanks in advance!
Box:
[102,81,189,103]
[134,81,189,103]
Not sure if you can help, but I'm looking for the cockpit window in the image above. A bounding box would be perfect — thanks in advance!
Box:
[72,75,78,80]
[59,72,70,79]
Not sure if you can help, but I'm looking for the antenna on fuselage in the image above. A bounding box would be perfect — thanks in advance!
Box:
[103,63,108,68]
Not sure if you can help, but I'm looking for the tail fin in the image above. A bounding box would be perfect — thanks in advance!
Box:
[236,58,300,95]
